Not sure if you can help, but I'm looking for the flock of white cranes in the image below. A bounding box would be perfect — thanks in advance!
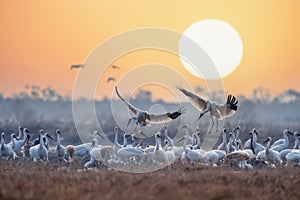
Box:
[0,86,299,170]
[0,124,300,170]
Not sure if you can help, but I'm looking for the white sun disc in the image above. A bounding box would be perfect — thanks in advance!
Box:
[179,19,243,80]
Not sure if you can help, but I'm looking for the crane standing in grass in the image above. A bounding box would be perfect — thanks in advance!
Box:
[177,87,238,134]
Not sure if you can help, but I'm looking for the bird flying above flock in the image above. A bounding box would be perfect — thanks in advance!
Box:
[177,87,238,134]
[70,64,84,70]
[115,86,184,130]
[107,77,116,83]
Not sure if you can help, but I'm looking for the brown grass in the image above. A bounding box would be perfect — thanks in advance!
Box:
[0,161,299,200]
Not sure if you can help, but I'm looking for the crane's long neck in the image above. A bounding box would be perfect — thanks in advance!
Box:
[11,135,15,147]
[123,135,127,147]
[56,134,61,147]
[195,134,201,149]
[228,136,234,149]
[163,141,168,151]
[250,135,255,154]
[283,132,289,146]
[20,131,28,146]
[114,130,121,148]
[164,128,168,138]
[39,134,44,149]
[26,134,30,145]
[251,133,257,149]
[18,129,23,140]
[236,130,240,141]
[185,128,193,145]
[183,136,188,151]
[265,140,271,154]
[236,142,240,150]
[1,134,4,145]
[223,132,227,145]
[293,136,299,149]
[165,129,174,147]
[155,137,161,151]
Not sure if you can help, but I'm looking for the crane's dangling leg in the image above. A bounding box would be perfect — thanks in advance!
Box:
[215,118,219,134]
[207,114,214,134]
[127,117,137,127]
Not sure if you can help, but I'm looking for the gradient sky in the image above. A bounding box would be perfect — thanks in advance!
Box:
[1,1,299,100]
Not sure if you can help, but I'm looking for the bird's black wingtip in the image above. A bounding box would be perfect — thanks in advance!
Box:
[167,111,182,120]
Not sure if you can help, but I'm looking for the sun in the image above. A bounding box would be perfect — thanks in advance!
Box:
[179,19,243,80]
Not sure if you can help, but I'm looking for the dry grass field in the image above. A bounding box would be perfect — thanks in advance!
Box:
[0,161,299,200]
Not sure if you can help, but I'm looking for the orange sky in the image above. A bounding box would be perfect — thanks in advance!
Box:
[0,1,299,100]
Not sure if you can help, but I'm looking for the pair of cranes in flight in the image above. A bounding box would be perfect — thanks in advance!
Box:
[115,86,238,135]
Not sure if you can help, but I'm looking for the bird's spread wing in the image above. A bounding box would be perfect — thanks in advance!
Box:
[148,108,184,124]
[177,87,207,111]
[217,94,238,117]
[115,86,138,115]
[107,77,116,83]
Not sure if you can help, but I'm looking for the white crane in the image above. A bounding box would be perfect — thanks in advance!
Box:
[74,130,102,157]
[271,129,292,152]
[55,129,68,163]
[184,144,205,164]
[117,134,145,165]
[164,126,174,148]
[152,132,169,165]
[272,129,292,147]
[280,132,300,163]
[227,132,237,153]
[218,128,228,152]
[163,140,176,165]
[8,133,17,150]
[16,126,24,140]
[115,86,183,130]
[178,124,194,145]
[84,134,115,168]
[8,128,30,153]
[0,132,17,160]
[285,149,300,166]
[174,125,194,158]
[84,145,115,168]
[192,127,203,150]
[32,131,53,149]
[204,151,219,167]
[177,87,238,134]
[259,137,282,168]
[29,129,48,162]
[113,127,123,151]
[233,126,242,148]
[249,129,266,154]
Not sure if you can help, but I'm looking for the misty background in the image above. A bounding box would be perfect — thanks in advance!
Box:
[0,85,299,148]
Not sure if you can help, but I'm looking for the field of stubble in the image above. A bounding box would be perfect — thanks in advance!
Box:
[0,161,299,200]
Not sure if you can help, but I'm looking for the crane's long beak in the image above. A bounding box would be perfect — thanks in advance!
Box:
[287,131,293,135]
[139,131,147,138]
[46,134,53,141]
[177,137,184,143]
[96,132,105,138]
[262,138,269,145]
